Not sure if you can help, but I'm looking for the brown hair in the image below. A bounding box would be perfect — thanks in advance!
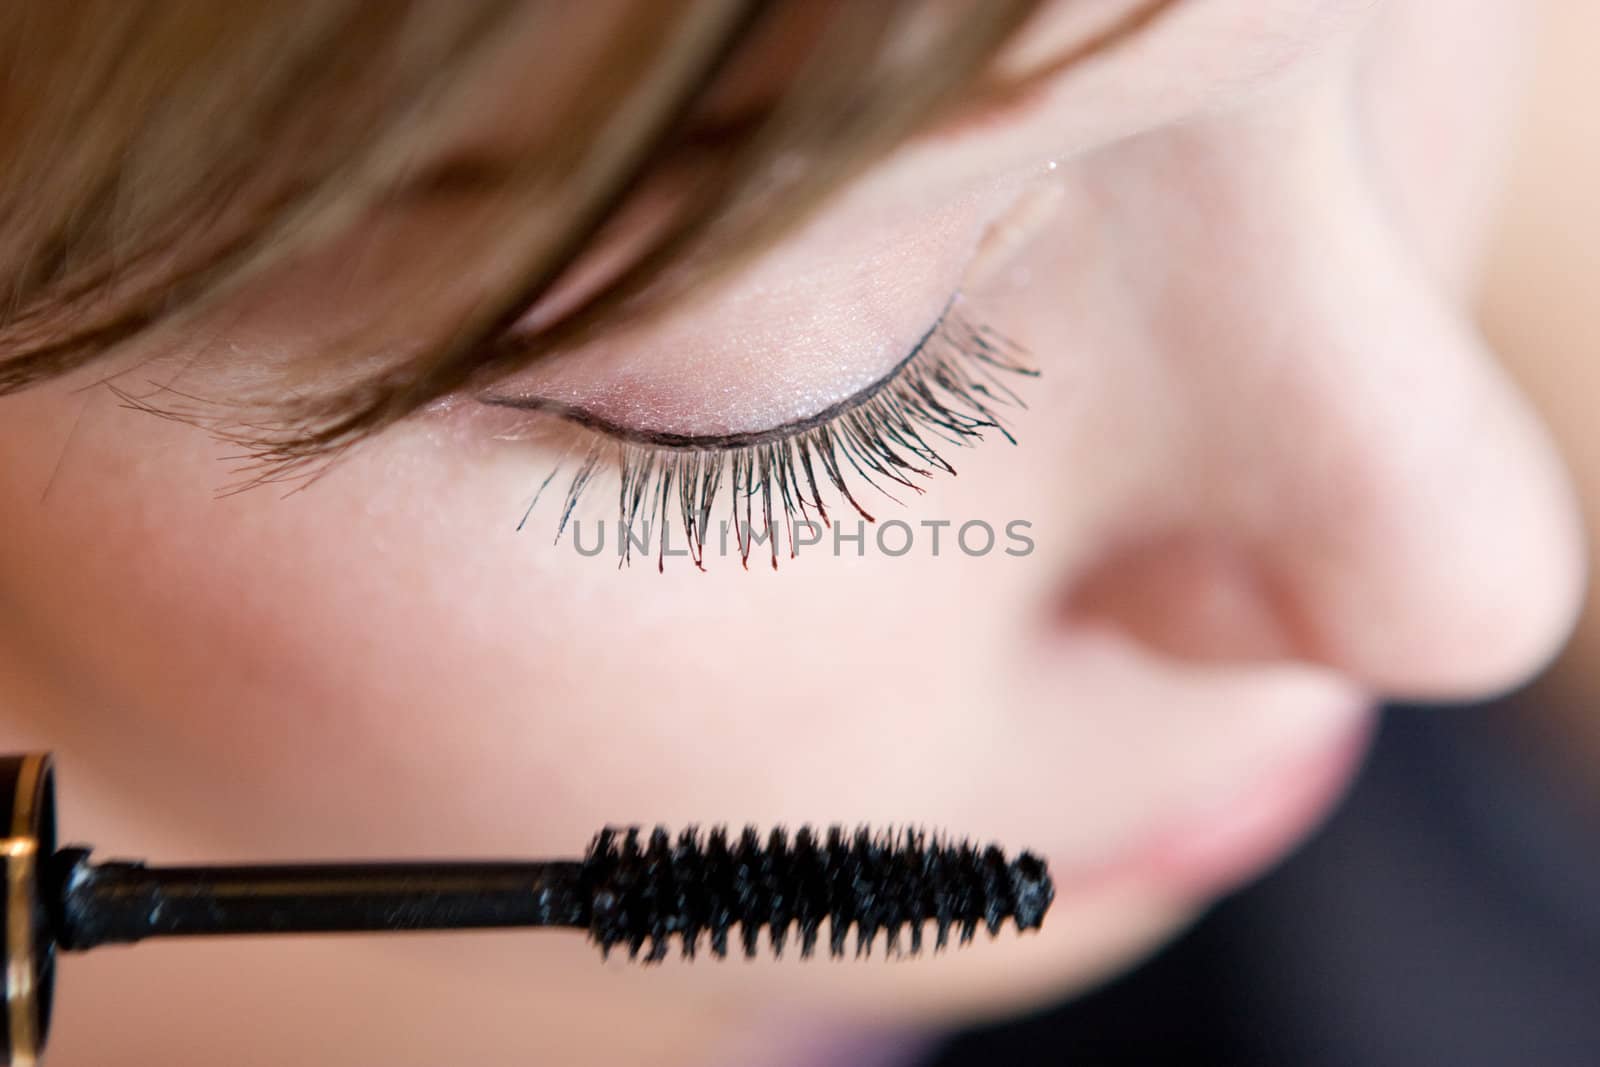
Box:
[0,0,1172,477]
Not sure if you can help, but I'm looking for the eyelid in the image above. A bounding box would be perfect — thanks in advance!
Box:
[480,297,952,450]
[477,162,1061,448]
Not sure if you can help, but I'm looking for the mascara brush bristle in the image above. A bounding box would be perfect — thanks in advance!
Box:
[580,825,1054,963]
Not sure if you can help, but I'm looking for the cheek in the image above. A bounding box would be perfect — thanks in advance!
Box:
[0,383,1002,854]
[0,382,574,850]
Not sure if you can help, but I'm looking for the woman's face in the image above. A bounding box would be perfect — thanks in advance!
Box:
[0,1,1585,1063]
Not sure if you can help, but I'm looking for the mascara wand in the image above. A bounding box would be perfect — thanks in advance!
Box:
[0,753,1054,1066]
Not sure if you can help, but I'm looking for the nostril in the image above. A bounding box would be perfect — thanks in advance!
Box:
[1060,531,1306,666]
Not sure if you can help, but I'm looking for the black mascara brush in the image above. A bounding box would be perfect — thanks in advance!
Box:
[0,753,1054,1066]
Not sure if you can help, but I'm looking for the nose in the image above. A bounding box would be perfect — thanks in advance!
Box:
[1062,89,1586,702]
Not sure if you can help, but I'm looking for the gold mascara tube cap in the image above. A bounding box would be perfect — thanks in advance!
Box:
[0,753,56,1067]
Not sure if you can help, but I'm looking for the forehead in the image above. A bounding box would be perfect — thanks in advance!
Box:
[1000,0,1377,133]
[450,0,1377,149]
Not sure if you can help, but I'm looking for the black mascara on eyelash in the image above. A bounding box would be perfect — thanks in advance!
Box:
[482,296,1038,571]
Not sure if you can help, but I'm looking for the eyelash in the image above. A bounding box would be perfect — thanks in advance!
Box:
[511,297,1037,570]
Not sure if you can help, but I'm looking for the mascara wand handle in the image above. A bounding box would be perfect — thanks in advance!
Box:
[0,751,598,1067]
[47,854,589,949]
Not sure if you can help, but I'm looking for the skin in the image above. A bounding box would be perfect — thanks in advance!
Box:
[0,1,1586,1065]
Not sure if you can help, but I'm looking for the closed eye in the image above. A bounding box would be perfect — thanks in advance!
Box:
[484,296,1037,570]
